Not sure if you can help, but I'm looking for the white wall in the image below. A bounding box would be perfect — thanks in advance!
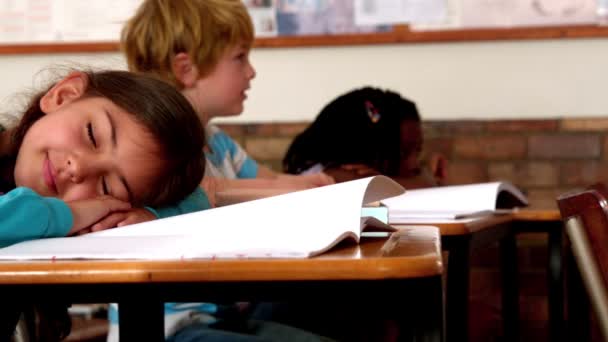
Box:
[1,38,607,123]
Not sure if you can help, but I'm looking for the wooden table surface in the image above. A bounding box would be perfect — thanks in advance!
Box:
[0,227,443,284]
[392,214,514,236]
[0,226,445,342]
[511,208,561,222]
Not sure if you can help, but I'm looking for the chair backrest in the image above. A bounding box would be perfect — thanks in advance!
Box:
[557,189,608,341]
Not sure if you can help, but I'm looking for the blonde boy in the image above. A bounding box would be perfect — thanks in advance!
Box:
[122,0,333,206]
[106,1,334,341]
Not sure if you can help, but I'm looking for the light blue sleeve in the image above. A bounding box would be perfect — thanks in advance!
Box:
[237,157,258,179]
[222,132,258,178]
[207,127,258,179]
[0,187,72,248]
[149,187,211,219]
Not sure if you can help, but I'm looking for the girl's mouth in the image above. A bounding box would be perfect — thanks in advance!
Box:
[43,155,58,194]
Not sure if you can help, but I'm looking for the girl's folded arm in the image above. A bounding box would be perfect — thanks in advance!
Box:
[0,187,72,247]
[150,187,211,218]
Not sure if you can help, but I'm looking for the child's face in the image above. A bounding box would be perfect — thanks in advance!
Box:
[190,43,256,118]
[14,96,164,204]
[398,120,423,177]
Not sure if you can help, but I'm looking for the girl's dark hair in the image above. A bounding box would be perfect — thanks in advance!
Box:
[283,86,420,176]
[8,70,205,207]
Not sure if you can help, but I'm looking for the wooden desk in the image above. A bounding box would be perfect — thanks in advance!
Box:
[511,209,564,342]
[0,227,444,341]
[395,215,514,342]
[397,210,566,342]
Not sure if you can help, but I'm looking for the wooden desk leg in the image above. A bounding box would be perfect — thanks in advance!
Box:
[500,233,519,341]
[395,276,444,342]
[444,237,470,342]
[413,277,444,342]
[118,300,164,342]
[548,227,564,342]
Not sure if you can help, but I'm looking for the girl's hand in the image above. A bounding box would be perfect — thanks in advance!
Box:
[89,208,157,232]
[66,196,131,235]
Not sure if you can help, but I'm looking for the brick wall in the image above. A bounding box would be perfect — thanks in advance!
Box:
[219,117,608,341]
[220,117,608,208]
[424,118,608,210]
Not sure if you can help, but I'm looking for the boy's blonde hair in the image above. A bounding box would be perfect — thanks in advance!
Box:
[121,0,254,87]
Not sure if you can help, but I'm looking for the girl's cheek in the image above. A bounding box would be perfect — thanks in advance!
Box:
[61,185,98,202]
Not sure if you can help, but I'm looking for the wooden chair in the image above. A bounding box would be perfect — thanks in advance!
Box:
[590,182,608,198]
[557,189,608,341]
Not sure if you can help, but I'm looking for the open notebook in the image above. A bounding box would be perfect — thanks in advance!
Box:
[381,181,528,223]
[0,176,405,260]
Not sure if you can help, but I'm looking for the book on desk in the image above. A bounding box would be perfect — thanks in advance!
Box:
[0,176,406,260]
[381,181,528,223]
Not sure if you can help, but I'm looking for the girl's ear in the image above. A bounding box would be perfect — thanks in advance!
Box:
[39,71,88,114]
[172,52,199,88]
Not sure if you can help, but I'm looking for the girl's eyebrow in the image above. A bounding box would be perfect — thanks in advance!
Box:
[104,108,133,203]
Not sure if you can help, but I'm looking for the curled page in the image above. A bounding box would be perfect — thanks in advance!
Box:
[0,176,404,260]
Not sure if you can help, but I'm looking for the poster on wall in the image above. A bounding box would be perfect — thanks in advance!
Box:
[243,0,278,37]
[0,0,141,43]
[412,0,598,30]
[0,0,603,44]
[274,0,390,36]
[54,0,141,41]
[460,0,597,28]
[353,0,447,26]
[0,0,54,43]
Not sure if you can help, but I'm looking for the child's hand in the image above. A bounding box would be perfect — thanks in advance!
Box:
[324,164,380,183]
[66,196,131,235]
[341,164,381,177]
[89,208,157,232]
[428,153,448,185]
[300,172,335,187]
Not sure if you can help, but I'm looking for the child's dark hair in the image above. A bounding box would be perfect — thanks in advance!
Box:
[283,86,420,176]
[8,70,205,207]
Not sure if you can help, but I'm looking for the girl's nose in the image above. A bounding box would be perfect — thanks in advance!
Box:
[66,155,85,183]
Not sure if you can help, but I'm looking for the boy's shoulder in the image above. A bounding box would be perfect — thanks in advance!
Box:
[205,123,222,136]
[205,124,234,142]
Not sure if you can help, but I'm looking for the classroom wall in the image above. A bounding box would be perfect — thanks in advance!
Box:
[1,37,607,122]
[220,118,608,207]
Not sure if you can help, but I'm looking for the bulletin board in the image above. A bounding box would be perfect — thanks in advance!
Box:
[1,0,607,55]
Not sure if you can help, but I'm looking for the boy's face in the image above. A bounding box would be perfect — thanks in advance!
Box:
[190,44,256,119]
[14,96,164,204]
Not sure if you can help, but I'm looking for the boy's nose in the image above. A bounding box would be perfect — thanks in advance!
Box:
[248,63,256,80]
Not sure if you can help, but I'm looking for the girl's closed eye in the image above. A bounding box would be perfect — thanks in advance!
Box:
[87,122,97,147]
[101,178,109,195]
[86,122,110,196]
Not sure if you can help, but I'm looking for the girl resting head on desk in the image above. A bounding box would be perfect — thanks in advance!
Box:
[283,86,448,189]
[0,69,205,248]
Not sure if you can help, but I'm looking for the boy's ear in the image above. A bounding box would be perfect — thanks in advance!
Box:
[172,52,199,88]
[39,71,88,114]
